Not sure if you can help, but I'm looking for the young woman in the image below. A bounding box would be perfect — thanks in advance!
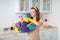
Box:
[25,7,43,40]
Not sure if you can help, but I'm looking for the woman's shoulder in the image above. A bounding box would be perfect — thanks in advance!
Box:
[39,20,43,22]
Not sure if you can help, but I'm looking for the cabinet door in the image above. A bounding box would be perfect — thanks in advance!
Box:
[24,0,29,11]
[40,0,52,13]
[40,28,58,40]
[20,0,24,11]
[31,0,40,9]
[20,0,30,11]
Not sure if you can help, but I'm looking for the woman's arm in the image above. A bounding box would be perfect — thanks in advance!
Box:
[33,20,43,26]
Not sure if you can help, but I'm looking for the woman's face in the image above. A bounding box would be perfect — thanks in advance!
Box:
[30,9,37,17]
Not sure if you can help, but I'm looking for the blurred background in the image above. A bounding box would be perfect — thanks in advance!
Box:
[0,0,60,40]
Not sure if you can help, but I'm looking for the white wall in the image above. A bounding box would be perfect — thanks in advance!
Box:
[47,0,60,40]
[0,0,20,29]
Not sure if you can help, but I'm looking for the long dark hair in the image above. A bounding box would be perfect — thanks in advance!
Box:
[30,7,40,21]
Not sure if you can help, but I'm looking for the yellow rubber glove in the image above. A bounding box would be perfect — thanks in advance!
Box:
[28,18,36,23]
[14,26,21,34]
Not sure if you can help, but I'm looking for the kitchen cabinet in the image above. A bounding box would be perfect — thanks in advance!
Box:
[40,0,52,13]
[0,28,58,40]
[19,0,52,13]
[19,0,40,13]
[40,28,58,40]
[16,0,52,19]
[0,33,27,40]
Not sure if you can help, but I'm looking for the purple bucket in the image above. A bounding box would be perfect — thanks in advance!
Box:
[19,27,30,33]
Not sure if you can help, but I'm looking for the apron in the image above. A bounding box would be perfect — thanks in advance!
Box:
[25,26,40,40]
